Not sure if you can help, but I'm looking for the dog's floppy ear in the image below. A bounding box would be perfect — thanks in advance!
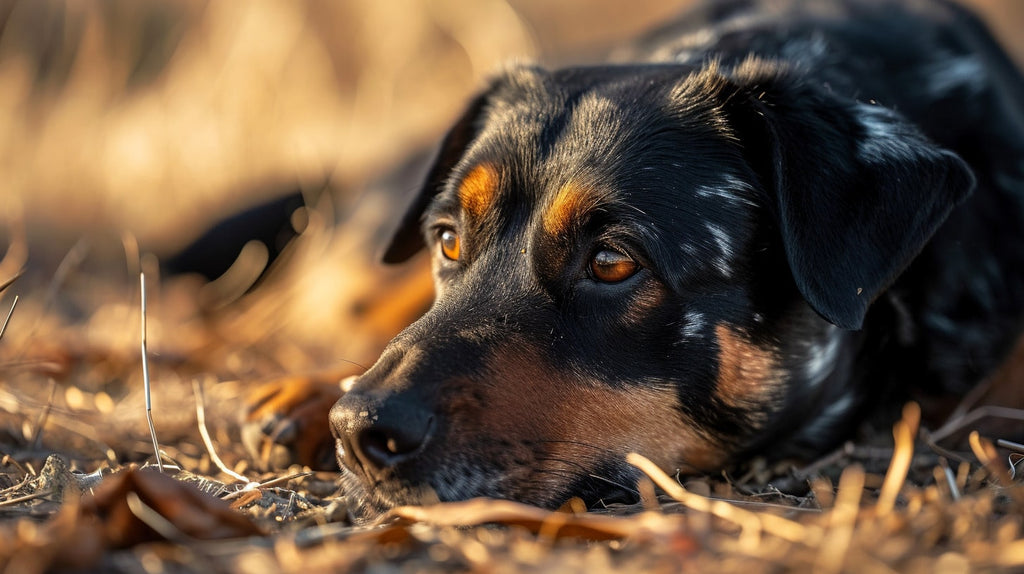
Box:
[380,90,495,264]
[724,61,975,330]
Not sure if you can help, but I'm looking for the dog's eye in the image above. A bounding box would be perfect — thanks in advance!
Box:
[589,249,638,283]
[439,229,461,261]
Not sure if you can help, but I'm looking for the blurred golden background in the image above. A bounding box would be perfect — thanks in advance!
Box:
[1,0,1023,370]
[3,0,1021,251]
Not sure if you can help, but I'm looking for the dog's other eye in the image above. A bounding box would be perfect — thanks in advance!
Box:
[439,229,461,261]
[589,249,639,283]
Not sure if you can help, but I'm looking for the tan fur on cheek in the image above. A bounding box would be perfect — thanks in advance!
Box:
[557,385,726,472]
[468,355,727,477]
[714,324,783,418]
[458,163,500,219]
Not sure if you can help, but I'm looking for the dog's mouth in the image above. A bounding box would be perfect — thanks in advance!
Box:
[335,438,645,521]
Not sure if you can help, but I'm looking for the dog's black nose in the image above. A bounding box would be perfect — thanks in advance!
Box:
[330,392,434,474]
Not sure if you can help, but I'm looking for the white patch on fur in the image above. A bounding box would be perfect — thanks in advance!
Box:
[680,311,706,339]
[694,175,759,207]
[856,104,919,164]
[681,241,700,259]
[923,56,985,97]
[803,326,842,389]
[706,223,735,277]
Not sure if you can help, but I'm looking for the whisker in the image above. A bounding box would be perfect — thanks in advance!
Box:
[534,456,593,474]
[536,439,614,453]
[586,473,641,496]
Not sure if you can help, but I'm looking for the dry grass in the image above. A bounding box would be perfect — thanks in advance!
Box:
[2,0,1024,572]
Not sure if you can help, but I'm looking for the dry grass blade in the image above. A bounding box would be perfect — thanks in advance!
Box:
[876,402,920,516]
[626,452,815,550]
[0,270,23,295]
[969,431,1011,485]
[387,498,677,541]
[814,465,865,574]
[140,272,163,472]
[192,378,249,483]
[0,295,17,341]
[221,471,313,501]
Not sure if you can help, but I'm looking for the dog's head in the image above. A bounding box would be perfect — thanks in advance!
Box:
[330,59,973,517]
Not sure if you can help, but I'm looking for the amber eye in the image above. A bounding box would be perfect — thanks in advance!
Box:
[439,229,461,261]
[589,249,639,283]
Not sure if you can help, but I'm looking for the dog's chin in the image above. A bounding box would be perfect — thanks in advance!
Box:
[337,468,434,524]
[337,462,644,524]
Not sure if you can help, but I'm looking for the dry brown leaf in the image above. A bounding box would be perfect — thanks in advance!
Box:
[388,497,698,547]
[82,467,263,549]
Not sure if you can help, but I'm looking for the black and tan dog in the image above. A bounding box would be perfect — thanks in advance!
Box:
[244,0,1024,517]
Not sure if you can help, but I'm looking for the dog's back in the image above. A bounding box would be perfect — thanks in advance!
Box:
[631,0,1024,406]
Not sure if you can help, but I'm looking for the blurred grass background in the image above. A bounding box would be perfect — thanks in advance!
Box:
[0,0,1022,369]
[2,0,1021,255]
[0,0,689,257]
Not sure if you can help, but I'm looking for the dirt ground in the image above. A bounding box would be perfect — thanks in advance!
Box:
[2,0,1024,572]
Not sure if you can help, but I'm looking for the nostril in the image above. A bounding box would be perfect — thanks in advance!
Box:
[357,416,434,470]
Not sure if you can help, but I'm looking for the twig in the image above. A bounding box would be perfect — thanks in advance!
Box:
[253,471,313,489]
[0,295,17,341]
[793,441,855,479]
[140,272,163,472]
[221,471,314,501]
[0,474,33,496]
[192,378,249,483]
[929,406,1024,443]
[997,439,1024,454]
[0,488,53,507]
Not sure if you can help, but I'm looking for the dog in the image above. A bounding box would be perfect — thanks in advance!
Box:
[242,0,1024,518]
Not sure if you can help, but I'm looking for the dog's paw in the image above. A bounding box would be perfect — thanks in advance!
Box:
[241,374,346,470]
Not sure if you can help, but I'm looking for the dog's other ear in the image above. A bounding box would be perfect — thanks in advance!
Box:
[724,61,975,330]
[380,90,495,264]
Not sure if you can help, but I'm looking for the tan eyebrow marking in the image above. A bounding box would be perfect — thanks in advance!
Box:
[458,163,500,219]
[543,181,606,236]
